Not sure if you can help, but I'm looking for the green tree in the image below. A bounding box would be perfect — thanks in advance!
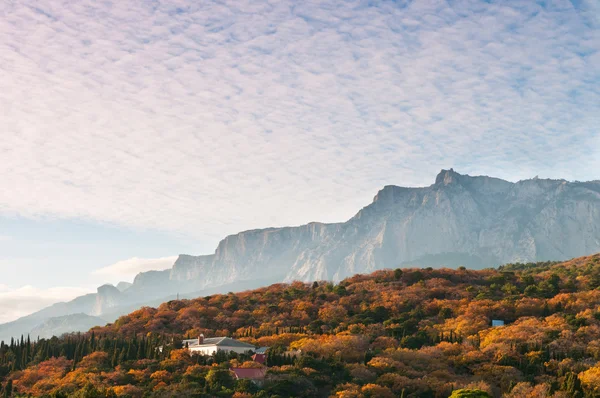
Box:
[449,389,492,398]
[562,372,583,398]
[235,378,259,394]
[394,268,403,280]
[522,275,535,287]
[524,285,538,297]
[3,380,12,398]
[71,383,103,398]
[205,368,235,392]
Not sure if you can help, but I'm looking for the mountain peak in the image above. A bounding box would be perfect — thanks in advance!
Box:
[435,168,461,186]
[97,284,120,295]
[2,170,600,342]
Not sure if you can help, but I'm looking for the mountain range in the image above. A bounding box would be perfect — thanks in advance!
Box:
[1,169,599,342]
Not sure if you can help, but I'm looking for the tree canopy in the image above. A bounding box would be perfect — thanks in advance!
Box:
[0,254,600,397]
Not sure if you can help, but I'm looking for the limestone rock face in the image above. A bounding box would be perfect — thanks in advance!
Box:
[166,170,600,285]
[2,170,599,342]
[115,282,132,292]
[93,284,122,315]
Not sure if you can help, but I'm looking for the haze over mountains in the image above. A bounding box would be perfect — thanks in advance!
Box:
[1,169,599,341]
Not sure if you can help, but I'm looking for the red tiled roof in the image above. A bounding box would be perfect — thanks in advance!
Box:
[252,353,266,364]
[230,367,266,380]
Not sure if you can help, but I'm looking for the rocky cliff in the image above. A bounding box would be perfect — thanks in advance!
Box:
[2,170,599,341]
[166,169,600,286]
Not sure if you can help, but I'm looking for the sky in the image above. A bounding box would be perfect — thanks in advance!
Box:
[0,0,599,323]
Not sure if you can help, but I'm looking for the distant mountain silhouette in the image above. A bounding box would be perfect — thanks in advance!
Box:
[2,170,599,342]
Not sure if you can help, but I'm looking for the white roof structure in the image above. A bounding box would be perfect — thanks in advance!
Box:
[183,336,256,350]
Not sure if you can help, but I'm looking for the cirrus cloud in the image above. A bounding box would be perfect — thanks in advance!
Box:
[0,255,177,324]
[0,0,598,248]
[0,286,94,324]
[92,256,178,283]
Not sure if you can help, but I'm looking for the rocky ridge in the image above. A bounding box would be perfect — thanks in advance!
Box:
[2,170,599,341]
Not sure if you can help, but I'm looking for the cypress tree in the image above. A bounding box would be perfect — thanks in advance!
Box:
[136,339,145,360]
[25,335,31,363]
[563,372,583,398]
[111,346,119,368]
[126,342,133,361]
[3,380,12,398]
[118,347,127,364]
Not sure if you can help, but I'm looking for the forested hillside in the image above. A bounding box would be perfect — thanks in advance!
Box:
[6,170,600,345]
[2,254,600,397]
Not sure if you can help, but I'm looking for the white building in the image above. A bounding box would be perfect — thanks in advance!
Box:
[182,335,256,355]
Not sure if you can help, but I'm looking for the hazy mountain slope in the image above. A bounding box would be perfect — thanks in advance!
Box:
[116,282,132,292]
[0,293,98,342]
[0,277,279,342]
[30,314,108,339]
[2,169,599,342]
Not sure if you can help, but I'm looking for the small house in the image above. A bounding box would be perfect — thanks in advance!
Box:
[182,334,256,355]
[252,347,269,364]
[252,353,266,364]
[230,367,267,385]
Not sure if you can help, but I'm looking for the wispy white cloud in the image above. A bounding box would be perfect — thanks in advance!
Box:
[92,256,178,283]
[0,286,94,324]
[0,0,598,247]
[0,255,176,323]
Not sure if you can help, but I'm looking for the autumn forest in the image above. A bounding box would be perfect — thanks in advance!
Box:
[2,254,600,397]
